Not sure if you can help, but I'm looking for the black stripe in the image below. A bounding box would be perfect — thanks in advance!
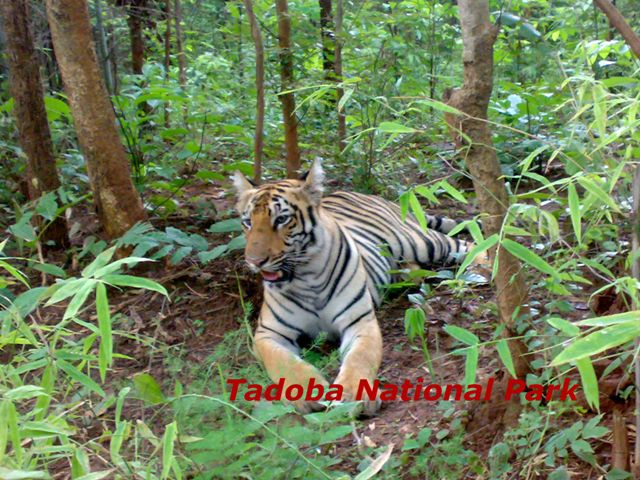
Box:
[267,304,305,335]
[341,309,373,336]
[332,284,367,323]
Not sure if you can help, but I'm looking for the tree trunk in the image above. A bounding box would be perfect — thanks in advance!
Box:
[127,0,146,74]
[46,0,147,239]
[593,0,640,58]
[243,0,265,184]
[164,0,172,129]
[444,0,531,427]
[1,0,69,248]
[275,0,301,178]
[94,0,114,93]
[107,4,119,94]
[334,0,346,151]
[318,0,334,76]
[174,0,187,88]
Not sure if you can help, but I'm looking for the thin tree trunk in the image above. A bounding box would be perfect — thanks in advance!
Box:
[127,0,145,74]
[46,0,147,239]
[243,0,265,184]
[593,0,640,58]
[445,0,531,427]
[318,0,334,76]
[1,0,69,248]
[334,0,346,151]
[174,0,187,88]
[275,0,301,178]
[164,0,172,129]
[95,0,114,93]
[107,4,119,94]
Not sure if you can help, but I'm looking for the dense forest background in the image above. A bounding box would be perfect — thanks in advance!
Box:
[1,0,640,478]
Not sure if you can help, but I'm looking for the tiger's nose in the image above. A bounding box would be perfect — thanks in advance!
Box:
[246,256,268,268]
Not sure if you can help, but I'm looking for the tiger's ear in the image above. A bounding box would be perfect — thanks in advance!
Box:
[232,171,255,196]
[301,159,324,205]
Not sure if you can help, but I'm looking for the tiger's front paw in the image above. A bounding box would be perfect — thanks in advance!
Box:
[335,372,380,417]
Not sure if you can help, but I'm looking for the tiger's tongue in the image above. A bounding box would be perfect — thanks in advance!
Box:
[261,271,281,282]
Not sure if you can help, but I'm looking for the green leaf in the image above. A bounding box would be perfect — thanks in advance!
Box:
[437,180,467,204]
[575,310,640,327]
[82,246,117,278]
[0,401,8,464]
[567,183,581,244]
[92,257,153,278]
[133,373,165,405]
[226,235,246,251]
[96,283,112,383]
[101,274,168,296]
[547,317,580,336]
[551,321,640,366]
[57,358,105,397]
[31,262,67,278]
[198,245,228,263]
[464,345,479,386]
[0,468,50,479]
[575,358,599,411]
[161,422,178,480]
[195,170,225,181]
[577,177,620,213]
[496,339,516,378]
[582,415,609,439]
[35,192,59,221]
[444,325,479,346]
[456,234,499,278]
[208,218,242,233]
[501,239,558,278]
[63,280,97,320]
[408,192,427,232]
[378,121,416,134]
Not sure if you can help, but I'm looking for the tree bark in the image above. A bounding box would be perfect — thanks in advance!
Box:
[593,0,640,58]
[1,0,69,248]
[174,0,187,88]
[334,0,346,151]
[107,4,119,94]
[243,0,265,184]
[127,0,146,74]
[445,0,531,426]
[318,0,334,75]
[46,0,147,239]
[94,0,114,93]
[275,0,301,178]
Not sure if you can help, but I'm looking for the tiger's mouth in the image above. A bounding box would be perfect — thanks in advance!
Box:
[260,269,293,283]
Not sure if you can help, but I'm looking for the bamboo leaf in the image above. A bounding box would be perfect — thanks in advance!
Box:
[161,422,178,480]
[551,321,640,366]
[501,239,558,278]
[496,339,516,378]
[96,283,112,383]
[444,325,479,346]
[576,358,599,411]
[567,183,581,244]
[101,274,168,296]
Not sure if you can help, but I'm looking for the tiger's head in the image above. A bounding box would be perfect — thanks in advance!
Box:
[232,160,325,283]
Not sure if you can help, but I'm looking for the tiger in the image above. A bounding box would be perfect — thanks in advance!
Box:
[232,160,477,415]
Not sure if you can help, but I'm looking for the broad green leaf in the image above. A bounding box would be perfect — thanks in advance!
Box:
[444,325,479,346]
[208,218,242,233]
[198,245,228,263]
[226,235,246,251]
[501,239,558,278]
[0,468,50,479]
[101,274,168,296]
[35,192,58,221]
[551,321,640,366]
[133,373,165,405]
[496,339,516,378]
[576,357,599,411]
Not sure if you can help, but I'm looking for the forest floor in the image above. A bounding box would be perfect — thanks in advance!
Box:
[35,178,637,478]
